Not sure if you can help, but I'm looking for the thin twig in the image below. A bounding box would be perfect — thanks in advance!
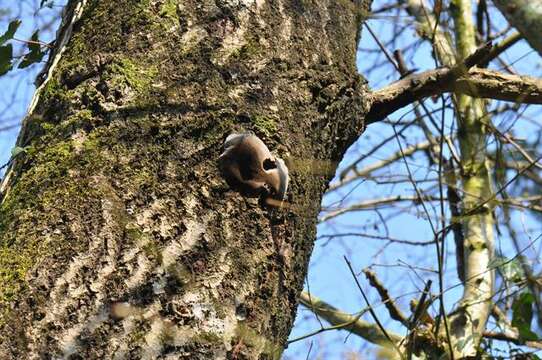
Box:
[406,280,433,359]
[363,268,409,326]
[344,256,403,357]
[320,195,444,222]
[12,37,53,48]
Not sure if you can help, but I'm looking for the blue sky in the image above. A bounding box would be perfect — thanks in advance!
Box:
[1,1,542,359]
[0,0,65,172]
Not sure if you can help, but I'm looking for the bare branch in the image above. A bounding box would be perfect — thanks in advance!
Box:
[318,232,435,246]
[479,32,522,67]
[320,195,444,222]
[296,291,402,347]
[493,0,542,56]
[344,257,403,356]
[367,68,542,124]
[405,0,456,65]
[363,269,409,327]
[328,138,447,193]
[483,331,542,351]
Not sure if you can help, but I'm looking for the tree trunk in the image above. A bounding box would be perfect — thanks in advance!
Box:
[448,1,495,357]
[0,0,370,358]
[493,0,542,56]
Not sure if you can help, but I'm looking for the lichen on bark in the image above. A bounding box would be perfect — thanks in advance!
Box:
[0,0,371,358]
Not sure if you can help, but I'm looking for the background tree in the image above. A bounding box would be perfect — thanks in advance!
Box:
[0,0,370,358]
[286,0,542,359]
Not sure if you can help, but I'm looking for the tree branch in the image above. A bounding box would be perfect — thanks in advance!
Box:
[367,68,542,124]
[296,291,401,347]
[328,138,436,193]
[483,331,542,351]
[320,195,443,222]
[365,40,491,123]
[493,0,542,56]
[363,269,409,327]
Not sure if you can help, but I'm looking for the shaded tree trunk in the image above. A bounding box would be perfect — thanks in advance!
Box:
[0,0,370,358]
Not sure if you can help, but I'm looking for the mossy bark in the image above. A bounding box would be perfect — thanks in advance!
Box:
[448,0,495,358]
[0,0,371,358]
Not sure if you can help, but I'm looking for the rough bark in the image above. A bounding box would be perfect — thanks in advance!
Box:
[0,0,370,358]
